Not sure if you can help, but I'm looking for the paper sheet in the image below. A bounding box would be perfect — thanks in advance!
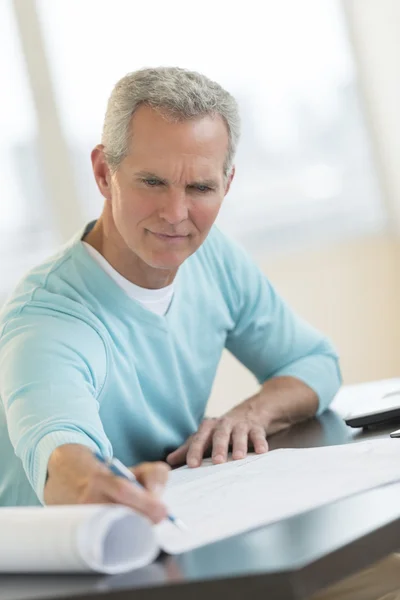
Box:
[0,505,158,573]
[156,438,400,554]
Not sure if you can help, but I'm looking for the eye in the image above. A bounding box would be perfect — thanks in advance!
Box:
[191,184,212,193]
[144,178,163,187]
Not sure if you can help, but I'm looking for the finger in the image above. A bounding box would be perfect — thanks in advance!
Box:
[249,427,269,454]
[211,422,232,464]
[132,462,170,496]
[81,472,168,524]
[104,472,168,524]
[166,440,191,467]
[186,419,216,468]
[231,423,250,460]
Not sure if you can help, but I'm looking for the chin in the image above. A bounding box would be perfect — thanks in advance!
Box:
[143,250,189,271]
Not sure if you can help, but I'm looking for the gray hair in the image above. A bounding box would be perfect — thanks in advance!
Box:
[101,66,241,177]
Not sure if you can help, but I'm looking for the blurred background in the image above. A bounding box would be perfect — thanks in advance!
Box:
[1,0,400,414]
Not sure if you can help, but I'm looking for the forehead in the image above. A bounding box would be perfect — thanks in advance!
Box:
[126,105,229,173]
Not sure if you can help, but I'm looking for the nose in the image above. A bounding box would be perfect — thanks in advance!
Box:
[158,189,189,225]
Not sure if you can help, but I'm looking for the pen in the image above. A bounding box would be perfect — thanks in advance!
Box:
[93,451,187,531]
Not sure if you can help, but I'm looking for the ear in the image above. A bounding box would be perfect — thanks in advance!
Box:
[224,166,235,196]
[91,145,113,201]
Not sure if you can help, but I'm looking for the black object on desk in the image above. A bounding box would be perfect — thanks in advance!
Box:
[345,406,400,429]
[345,389,400,429]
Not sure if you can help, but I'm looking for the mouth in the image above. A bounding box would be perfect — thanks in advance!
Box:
[148,231,189,242]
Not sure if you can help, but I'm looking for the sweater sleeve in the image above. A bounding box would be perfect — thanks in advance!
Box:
[220,236,342,414]
[0,309,112,503]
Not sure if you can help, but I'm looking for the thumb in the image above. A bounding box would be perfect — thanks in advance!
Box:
[131,462,170,496]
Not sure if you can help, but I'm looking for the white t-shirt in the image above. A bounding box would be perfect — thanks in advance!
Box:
[82,242,174,316]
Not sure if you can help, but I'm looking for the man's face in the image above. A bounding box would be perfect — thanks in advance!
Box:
[100,105,233,271]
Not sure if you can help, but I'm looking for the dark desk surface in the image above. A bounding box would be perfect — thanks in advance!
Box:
[2,408,400,600]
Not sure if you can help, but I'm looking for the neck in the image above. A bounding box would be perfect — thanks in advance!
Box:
[83,215,177,289]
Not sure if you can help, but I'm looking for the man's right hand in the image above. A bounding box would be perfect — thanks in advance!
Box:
[44,444,169,524]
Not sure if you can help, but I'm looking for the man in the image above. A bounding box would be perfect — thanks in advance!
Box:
[0,67,341,521]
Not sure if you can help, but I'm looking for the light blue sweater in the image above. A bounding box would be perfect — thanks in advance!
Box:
[0,224,341,506]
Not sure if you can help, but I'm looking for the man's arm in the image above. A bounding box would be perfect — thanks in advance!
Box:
[0,312,112,501]
[167,230,341,467]
[243,375,319,436]
[0,312,168,520]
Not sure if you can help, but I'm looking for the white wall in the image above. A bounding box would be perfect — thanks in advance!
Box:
[208,234,400,416]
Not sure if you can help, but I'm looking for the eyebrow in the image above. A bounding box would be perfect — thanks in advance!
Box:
[134,171,219,188]
[135,171,167,184]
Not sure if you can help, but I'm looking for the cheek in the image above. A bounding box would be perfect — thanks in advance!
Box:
[113,189,153,225]
[190,199,223,232]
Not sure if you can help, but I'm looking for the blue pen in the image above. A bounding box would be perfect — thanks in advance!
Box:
[94,452,187,531]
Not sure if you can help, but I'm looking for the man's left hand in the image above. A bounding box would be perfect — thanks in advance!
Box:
[166,401,268,468]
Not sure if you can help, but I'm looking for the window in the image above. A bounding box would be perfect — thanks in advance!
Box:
[0,0,386,302]
[36,0,385,252]
[0,0,56,301]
